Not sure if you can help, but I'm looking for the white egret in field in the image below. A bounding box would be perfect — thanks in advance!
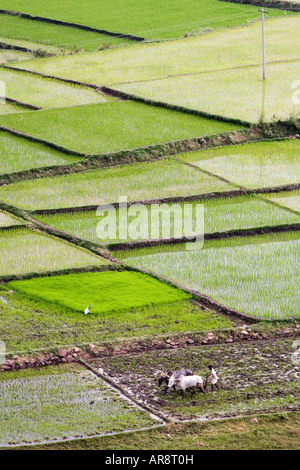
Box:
[84,305,90,315]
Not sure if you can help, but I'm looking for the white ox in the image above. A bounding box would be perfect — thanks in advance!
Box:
[167,369,193,390]
[174,375,205,397]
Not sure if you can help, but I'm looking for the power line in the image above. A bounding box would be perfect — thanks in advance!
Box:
[57,10,297,47]
[134,11,269,35]
[46,11,269,47]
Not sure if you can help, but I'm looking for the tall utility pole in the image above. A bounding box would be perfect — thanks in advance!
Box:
[259,7,268,80]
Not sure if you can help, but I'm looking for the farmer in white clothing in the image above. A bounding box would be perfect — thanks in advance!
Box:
[206,365,219,392]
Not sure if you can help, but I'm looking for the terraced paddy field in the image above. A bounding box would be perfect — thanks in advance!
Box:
[0,285,231,354]
[0,132,83,175]
[0,101,242,154]
[0,364,157,447]
[0,36,63,56]
[117,61,300,123]
[0,159,236,211]
[20,412,300,450]
[0,48,32,64]
[0,227,109,277]
[178,140,300,189]
[14,17,300,86]
[96,338,300,420]
[0,102,25,115]
[0,69,109,109]
[0,14,133,52]
[35,195,300,245]
[0,39,63,59]
[9,271,190,316]
[261,190,300,213]
[0,282,231,354]
[121,232,300,320]
[0,211,22,228]
[2,107,242,158]
[0,1,299,452]
[0,0,291,39]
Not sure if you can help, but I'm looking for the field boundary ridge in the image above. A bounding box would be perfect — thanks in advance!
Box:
[0,9,145,42]
[2,129,294,187]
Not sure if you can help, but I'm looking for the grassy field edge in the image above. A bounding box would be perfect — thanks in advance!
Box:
[5,410,300,450]
[2,131,299,187]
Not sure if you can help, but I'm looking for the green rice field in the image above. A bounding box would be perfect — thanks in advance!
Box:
[0,14,132,52]
[0,132,82,175]
[0,36,63,55]
[0,69,109,109]
[118,61,300,123]
[13,17,300,86]
[0,211,22,228]
[35,195,300,245]
[21,413,300,451]
[122,232,300,319]
[0,48,33,64]
[0,290,231,354]
[0,0,291,39]
[0,0,299,451]
[0,159,235,210]
[0,101,242,154]
[0,227,109,276]
[261,190,300,213]
[177,140,300,189]
[0,365,156,447]
[0,102,25,115]
[9,271,190,315]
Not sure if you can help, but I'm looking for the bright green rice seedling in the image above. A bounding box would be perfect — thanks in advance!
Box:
[0,101,242,154]
[0,14,132,52]
[0,365,156,446]
[0,292,231,354]
[0,132,83,175]
[118,61,300,123]
[123,232,300,319]
[0,159,235,210]
[0,0,291,39]
[178,140,300,189]
[9,271,191,315]
[36,195,300,245]
[0,211,23,228]
[13,17,300,86]
[260,190,300,213]
[0,227,108,276]
[0,69,108,109]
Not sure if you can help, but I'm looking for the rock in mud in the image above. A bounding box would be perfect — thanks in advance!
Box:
[58,349,68,357]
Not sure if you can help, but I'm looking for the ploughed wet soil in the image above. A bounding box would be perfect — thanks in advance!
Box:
[92,339,300,420]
